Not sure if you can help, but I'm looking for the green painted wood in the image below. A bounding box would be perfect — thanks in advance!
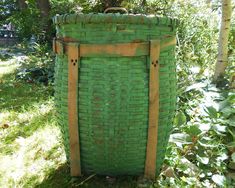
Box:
[53,13,177,176]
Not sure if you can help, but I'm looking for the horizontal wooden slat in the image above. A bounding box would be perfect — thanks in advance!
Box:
[53,37,176,57]
[80,43,148,57]
[160,37,176,49]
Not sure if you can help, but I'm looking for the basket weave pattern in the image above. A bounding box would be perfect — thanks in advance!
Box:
[54,14,177,175]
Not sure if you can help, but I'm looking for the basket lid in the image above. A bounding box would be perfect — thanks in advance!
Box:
[53,13,178,28]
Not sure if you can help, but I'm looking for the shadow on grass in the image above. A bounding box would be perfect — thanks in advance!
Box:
[35,163,138,188]
[0,64,54,153]
[0,69,53,111]
[1,108,54,154]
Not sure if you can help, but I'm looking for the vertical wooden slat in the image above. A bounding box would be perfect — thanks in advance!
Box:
[67,43,81,176]
[52,38,56,53]
[144,40,160,179]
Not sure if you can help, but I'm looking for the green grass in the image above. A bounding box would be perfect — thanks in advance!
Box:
[0,59,65,187]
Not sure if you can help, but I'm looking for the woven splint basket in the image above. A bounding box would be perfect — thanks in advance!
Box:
[53,12,177,179]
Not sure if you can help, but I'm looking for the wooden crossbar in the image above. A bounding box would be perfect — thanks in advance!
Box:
[53,38,175,57]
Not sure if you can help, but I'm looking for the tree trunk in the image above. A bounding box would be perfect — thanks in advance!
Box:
[102,0,124,9]
[213,0,232,82]
[36,0,50,18]
[36,0,51,42]
[17,0,27,10]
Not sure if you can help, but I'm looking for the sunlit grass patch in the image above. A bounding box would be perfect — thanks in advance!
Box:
[0,123,66,187]
[0,100,55,153]
[0,97,67,187]
[0,61,19,78]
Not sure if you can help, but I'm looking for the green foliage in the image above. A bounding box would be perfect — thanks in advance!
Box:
[9,9,41,39]
[0,0,16,24]
[0,53,12,61]
[15,44,55,85]
[172,2,219,91]
[174,111,186,126]
[122,0,175,14]
[50,0,89,15]
[157,79,235,187]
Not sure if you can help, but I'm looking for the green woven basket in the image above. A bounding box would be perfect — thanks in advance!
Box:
[53,12,177,177]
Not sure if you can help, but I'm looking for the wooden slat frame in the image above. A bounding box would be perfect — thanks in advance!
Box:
[144,40,160,179]
[67,43,81,176]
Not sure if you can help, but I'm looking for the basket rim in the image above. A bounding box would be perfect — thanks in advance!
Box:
[53,13,178,27]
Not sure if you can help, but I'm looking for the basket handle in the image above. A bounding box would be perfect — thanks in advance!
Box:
[104,7,128,14]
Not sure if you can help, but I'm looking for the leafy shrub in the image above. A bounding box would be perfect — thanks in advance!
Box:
[16,43,55,86]
[0,53,12,61]
[7,2,41,40]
